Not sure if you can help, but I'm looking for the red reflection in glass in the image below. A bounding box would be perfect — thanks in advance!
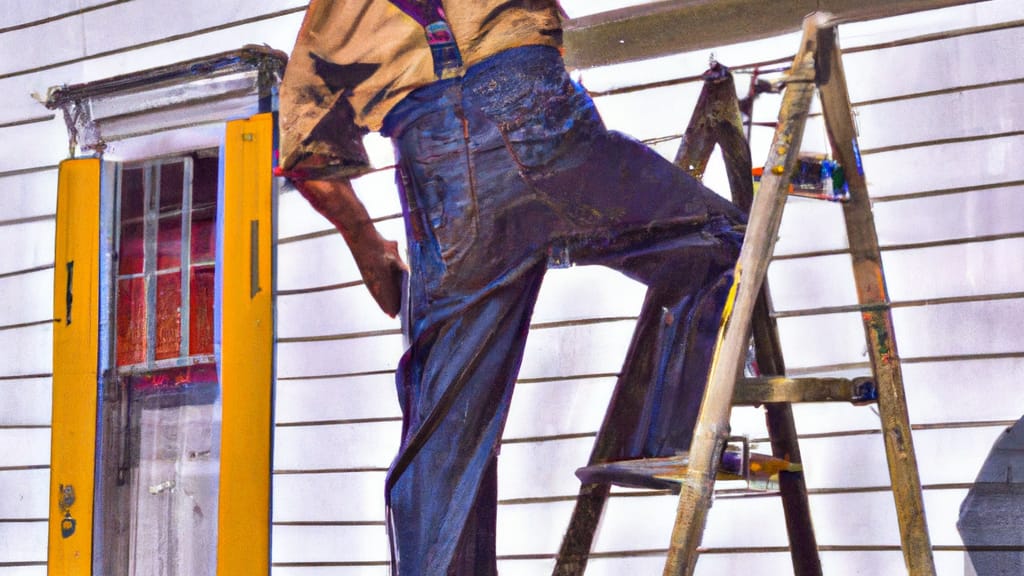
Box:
[128,363,218,393]
[120,168,145,221]
[159,162,184,214]
[191,211,216,264]
[119,221,145,275]
[117,278,146,366]
[193,156,219,207]
[155,273,181,361]
[190,266,215,356]
[157,216,183,270]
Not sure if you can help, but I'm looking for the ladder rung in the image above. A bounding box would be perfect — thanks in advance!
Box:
[733,376,877,405]
[575,450,801,493]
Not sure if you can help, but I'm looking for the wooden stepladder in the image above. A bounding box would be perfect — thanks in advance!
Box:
[556,13,937,576]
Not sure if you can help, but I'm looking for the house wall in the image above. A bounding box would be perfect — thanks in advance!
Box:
[0,1,1021,575]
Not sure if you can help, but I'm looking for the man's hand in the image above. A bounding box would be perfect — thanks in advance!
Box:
[291,178,408,317]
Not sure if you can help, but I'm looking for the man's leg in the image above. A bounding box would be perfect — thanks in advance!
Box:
[386,261,546,575]
[535,127,746,460]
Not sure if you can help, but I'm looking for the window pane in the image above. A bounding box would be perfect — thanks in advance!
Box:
[157,215,182,270]
[158,161,184,215]
[119,221,145,276]
[191,209,216,264]
[120,167,145,222]
[117,278,146,366]
[189,266,215,356]
[154,272,181,361]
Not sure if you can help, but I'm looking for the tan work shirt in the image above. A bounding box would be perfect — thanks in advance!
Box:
[278,0,563,179]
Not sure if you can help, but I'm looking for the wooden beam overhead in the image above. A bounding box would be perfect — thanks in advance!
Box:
[563,0,984,69]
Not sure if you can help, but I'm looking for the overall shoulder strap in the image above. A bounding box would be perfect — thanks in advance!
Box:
[388,0,462,78]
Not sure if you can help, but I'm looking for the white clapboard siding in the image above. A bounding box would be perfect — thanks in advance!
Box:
[1,0,1022,575]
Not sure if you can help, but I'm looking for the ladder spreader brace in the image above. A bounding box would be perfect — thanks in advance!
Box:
[554,13,936,576]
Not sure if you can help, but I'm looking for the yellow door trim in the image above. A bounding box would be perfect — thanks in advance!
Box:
[49,158,102,576]
[218,112,275,576]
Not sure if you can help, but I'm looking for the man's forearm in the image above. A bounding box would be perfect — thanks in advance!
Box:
[292,178,407,316]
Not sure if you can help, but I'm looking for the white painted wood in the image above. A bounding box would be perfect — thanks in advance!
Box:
[0,269,53,328]
[0,430,50,469]
[273,421,401,472]
[271,524,390,564]
[874,186,1024,246]
[0,324,52,378]
[0,521,46,563]
[272,471,388,523]
[0,170,56,222]
[0,378,52,427]
[865,134,1024,198]
[0,469,50,519]
[275,374,400,424]
[0,0,116,29]
[276,334,405,379]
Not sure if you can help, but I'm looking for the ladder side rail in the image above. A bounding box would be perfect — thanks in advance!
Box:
[710,65,824,576]
[663,14,827,576]
[815,25,937,576]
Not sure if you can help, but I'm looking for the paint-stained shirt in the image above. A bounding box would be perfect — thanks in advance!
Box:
[278,0,563,179]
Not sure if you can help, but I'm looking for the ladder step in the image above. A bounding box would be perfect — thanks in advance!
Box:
[575,450,800,493]
[733,376,877,405]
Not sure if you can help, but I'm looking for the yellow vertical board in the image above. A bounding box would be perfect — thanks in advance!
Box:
[49,158,102,576]
[218,112,275,575]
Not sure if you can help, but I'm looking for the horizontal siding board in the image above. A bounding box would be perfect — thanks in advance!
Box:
[772,198,850,257]
[276,334,404,379]
[0,170,56,222]
[272,568,389,576]
[518,320,636,380]
[874,184,1024,243]
[843,26,1024,103]
[591,81,703,142]
[495,499,576,557]
[0,430,50,469]
[864,134,1024,198]
[0,120,68,188]
[0,0,306,77]
[273,421,400,471]
[853,83,1024,152]
[503,376,616,441]
[275,374,400,424]
[276,220,407,293]
[903,357,1024,425]
[278,170,400,241]
[836,0,1024,49]
[0,269,53,329]
[775,311,867,370]
[768,253,859,313]
[271,524,390,564]
[277,287,399,340]
[272,471,387,524]
[0,522,46,563]
[0,378,52,427]
[892,298,1024,358]
[0,323,52,378]
[0,12,305,128]
[882,237,1024,301]
[0,469,49,519]
[0,0,120,30]
[532,267,645,324]
[498,437,594,501]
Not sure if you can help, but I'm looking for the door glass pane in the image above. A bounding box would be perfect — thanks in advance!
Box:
[154,271,182,361]
[109,154,221,576]
[117,277,147,366]
[126,365,219,576]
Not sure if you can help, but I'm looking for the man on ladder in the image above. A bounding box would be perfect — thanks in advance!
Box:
[277,1,746,573]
